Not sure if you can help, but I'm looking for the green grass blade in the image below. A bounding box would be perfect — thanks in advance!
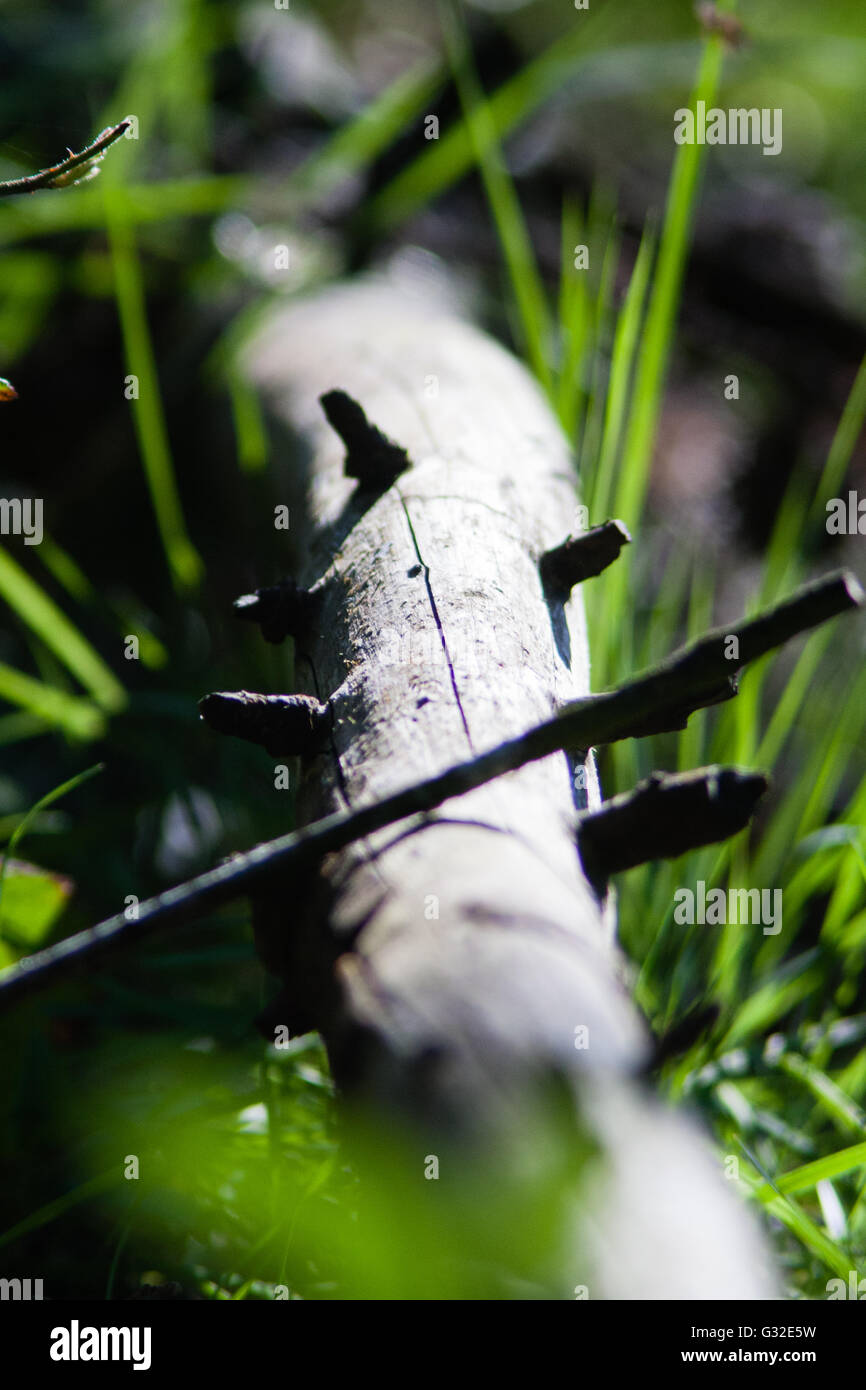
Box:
[590,221,655,522]
[105,191,203,592]
[615,34,725,529]
[761,351,866,602]
[752,1143,866,1203]
[440,1,553,395]
[737,1140,852,1279]
[0,1170,118,1250]
[753,1188,852,1279]
[588,35,725,696]
[292,58,442,206]
[35,537,168,670]
[578,222,621,486]
[720,956,824,1047]
[0,175,246,250]
[810,350,866,527]
[0,712,48,745]
[753,627,831,771]
[0,663,105,740]
[556,195,589,443]
[365,28,690,234]
[227,370,269,474]
[0,546,126,712]
[777,1051,866,1136]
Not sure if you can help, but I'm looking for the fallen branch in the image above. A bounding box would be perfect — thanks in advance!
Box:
[0,568,859,1007]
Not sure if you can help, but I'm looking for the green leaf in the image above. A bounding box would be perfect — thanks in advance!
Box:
[0,859,74,963]
[0,762,103,940]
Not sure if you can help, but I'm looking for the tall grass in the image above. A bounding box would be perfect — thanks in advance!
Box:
[105,195,204,593]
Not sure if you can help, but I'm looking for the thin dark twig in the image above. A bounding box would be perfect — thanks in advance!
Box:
[0,569,860,1008]
[0,121,131,199]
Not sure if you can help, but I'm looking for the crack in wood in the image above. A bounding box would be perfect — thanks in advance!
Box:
[397,487,475,753]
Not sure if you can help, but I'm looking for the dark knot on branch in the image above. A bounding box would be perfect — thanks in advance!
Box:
[233,578,322,644]
[540,519,632,595]
[199,690,330,758]
[320,389,411,491]
[576,765,768,891]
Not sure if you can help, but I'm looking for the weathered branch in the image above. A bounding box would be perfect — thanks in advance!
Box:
[578,569,862,741]
[0,120,131,198]
[540,519,631,593]
[319,388,411,489]
[0,568,858,1009]
[233,579,322,644]
[206,568,863,766]
[199,691,330,757]
[212,279,786,1296]
[576,765,768,890]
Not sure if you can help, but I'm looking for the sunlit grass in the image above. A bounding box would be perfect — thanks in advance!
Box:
[441,0,553,396]
[0,546,126,712]
[105,192,204,593]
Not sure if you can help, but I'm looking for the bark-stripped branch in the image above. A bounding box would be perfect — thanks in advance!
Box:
[0,568,859,1008]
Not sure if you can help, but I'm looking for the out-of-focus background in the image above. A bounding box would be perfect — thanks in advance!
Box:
[0,0,865,1299]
